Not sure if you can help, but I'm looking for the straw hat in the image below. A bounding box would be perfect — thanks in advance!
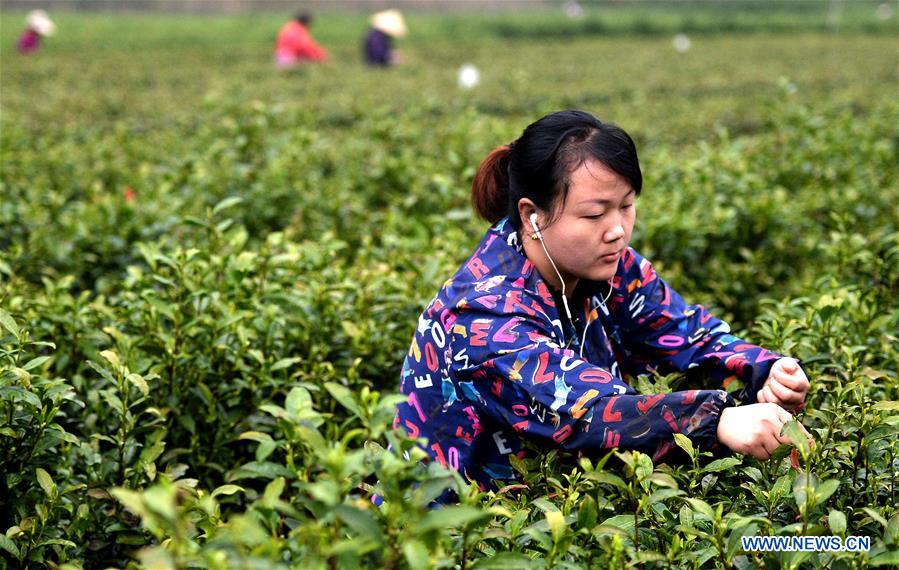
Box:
[26,10,57,37]
[371,9,407,38]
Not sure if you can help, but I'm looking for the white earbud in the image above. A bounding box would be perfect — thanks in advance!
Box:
[529,212,543,240]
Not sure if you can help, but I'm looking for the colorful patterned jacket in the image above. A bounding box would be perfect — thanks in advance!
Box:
[395,218,781,492]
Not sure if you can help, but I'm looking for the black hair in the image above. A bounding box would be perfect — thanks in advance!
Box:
[295,12,312,25]
[471,110,642,229]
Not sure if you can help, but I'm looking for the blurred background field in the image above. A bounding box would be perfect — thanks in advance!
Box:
[1,1,898,568]
[1,2,897,138]
[2,1,896,311]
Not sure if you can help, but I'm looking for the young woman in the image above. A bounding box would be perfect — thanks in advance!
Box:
[396,110,810,493]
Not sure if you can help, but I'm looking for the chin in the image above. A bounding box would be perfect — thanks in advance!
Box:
[586,266,617,282]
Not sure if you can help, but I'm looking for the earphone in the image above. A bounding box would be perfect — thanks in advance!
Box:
[530,212,577,351]
[529,212,613,358]
[529,212,543,240]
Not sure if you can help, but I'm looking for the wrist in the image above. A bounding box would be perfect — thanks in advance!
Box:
[716,406,732,441]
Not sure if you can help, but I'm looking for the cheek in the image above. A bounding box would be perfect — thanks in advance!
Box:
[623,210,637,235]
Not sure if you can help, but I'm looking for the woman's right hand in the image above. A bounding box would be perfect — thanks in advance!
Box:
[716,403,806,460]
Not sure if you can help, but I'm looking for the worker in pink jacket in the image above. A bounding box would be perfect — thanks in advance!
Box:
[274,12,327,69]
[17,10,56,55]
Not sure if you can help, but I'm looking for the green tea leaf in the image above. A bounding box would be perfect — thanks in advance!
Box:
[815,479,839,505]
[36,468,57,498]
[870,551,899,567]
[418,505,491,532]
[212,196,243,216]
[0,310,20,337]
[862,508,888,528]
[212,484,244,497]
[325,382,363,418]
[704,456,742,473]
[783,420,812,458]
[270,357,301,372]
[673,433,694,457]
[34,539,77,549]
[598,514,635,534]
[828,509,847,535]
[402,539,429,568]
[886,515,899,547]
[0,533,20,557]
[577,495,598,529]
[684,497,715,520]
[285,386,313,418]
[22,356,51,371]
[586,471,627,490]
[262,477,285,508]
[635,452,653,482]
[335,504,384,546]
[546,510,566,543]
[127,373,149,397]
[531,497,561,513]
[230,461,294,481]
[111,488,146,518]
[99,350,121,368]
[472,553,534,569]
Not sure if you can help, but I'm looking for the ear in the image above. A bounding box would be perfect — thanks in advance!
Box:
[517,198,538,231]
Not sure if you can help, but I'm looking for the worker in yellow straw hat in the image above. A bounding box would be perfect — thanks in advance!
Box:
[17,9,56,54]
[363,9,407,66]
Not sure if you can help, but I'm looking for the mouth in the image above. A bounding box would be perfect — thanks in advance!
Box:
[600,250,622,263]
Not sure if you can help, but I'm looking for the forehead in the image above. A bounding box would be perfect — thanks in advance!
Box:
[565,159,632,205]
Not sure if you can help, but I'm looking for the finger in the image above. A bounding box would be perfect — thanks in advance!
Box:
[775,407,795,424]
[772,369,809,392]
[767,378,800,403]
[751,447,771,460]
[760,435,780,459]
[778,358,799,373]
[761,384,780,405]
[775,425,793,446]
[747,440,770,460]
[756,389,768,403]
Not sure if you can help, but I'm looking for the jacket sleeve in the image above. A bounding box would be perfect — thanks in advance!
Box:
[296,28,328,60]
[614,248,782,403]
[448,294,733,460]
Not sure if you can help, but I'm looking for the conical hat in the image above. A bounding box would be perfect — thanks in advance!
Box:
[26,10,56,36]
[371,9,407,38]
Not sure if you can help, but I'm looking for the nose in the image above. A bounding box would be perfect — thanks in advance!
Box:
[604,223,625,242]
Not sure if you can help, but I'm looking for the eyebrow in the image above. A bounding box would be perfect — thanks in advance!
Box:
[578,189,636,205]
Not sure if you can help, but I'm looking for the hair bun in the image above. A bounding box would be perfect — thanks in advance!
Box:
[471,145,512,223]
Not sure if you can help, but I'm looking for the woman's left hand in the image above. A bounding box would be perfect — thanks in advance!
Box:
[757,358,810,412]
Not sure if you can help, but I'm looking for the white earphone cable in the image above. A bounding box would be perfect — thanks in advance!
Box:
[532,214,615,359]
[578,282,613,358]
[536,231,573,325]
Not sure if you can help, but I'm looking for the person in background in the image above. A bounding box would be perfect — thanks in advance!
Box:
[363,9,407,67]
[17,10,56,55]
[274,11,327,69]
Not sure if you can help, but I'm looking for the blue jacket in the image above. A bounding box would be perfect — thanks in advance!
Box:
[396,219,780,491]
[363,28,392,66]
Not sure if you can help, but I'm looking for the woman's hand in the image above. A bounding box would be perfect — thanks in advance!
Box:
[716,403,808,459]
[757,357,809,412]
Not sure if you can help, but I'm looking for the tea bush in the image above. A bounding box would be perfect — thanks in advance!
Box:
[1,6,897,569]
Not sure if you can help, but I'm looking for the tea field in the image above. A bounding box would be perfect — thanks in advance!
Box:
[1,4,898,569]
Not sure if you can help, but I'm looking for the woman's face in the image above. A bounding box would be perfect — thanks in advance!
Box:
[529,158,637,285]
